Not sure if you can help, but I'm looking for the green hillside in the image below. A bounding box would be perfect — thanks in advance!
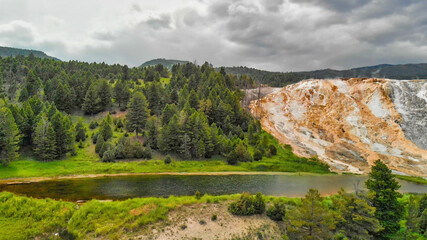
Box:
[0,46,60,60]
[140,58,189,69]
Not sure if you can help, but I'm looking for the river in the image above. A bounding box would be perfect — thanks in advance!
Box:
[1,174,426,201]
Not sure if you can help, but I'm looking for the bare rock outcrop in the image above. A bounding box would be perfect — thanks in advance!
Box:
[250,78,427,176]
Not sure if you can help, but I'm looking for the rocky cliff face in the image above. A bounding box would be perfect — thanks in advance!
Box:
[250,78,427,176]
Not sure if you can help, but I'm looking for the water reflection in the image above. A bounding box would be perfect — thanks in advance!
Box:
[0,174,426,201]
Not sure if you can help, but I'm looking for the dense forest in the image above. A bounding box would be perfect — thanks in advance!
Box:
[0,54,331,172]
[222,63,427,87]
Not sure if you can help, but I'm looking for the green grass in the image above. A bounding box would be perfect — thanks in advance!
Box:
[0,191,240,239]
[0,118,331,180]
[394,175,427,185]
[0,192,76,240]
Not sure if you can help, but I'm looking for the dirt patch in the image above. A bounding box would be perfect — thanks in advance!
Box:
[130,204,157,216]
[128,201,283,240]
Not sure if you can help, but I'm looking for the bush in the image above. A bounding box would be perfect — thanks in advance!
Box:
[164,155,172,164]
[253,149,263,161]
[89,121,98,129]
[116,119,124,129]
[78,140,84,149]
[211,214,217,221]
[268,144,277,156]
[228,192,265,216]
[102,149,115,162]
[195,190,202,200]
[267,201,286,221]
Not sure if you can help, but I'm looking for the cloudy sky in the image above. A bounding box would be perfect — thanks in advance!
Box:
[0,0,426,71]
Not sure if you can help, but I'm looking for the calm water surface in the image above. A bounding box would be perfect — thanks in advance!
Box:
[1,174,426,201]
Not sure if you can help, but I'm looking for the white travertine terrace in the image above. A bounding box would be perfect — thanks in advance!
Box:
[250,78,427,176]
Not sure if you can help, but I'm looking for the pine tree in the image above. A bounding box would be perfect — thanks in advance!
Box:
[366,160,403,239]
[404,195,420,239]
[286,188,335,240]
[0,100,20,165]
[113,80,130,110]
[159,114,182,152]
[51,111,70,157]
[33,115,57,161]
[54,82,74,113]
[126,92,150,137]
[99,120,112,141]
[333,188,380,239]
[75,122,86,142]
[82,83,101,114]
[97,79,112,110]
[145,116,160,149]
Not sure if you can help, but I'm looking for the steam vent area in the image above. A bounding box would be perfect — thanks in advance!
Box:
[250,78,427,177]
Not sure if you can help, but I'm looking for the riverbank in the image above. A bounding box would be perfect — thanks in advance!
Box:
[0,171,333,185]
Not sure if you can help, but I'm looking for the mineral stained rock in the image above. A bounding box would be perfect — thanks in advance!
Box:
[250,78,427,176]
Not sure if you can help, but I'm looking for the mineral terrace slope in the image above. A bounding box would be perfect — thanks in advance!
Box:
[250,78,427,176]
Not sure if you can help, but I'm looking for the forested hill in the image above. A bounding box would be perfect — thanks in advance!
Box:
[140,58,189,69]
[222,63,427,87]
[0,46,60,60]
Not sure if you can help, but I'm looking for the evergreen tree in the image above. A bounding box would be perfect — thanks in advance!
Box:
[162,104,178,125]
[366,160,403,239]
[159,114,182,152]
[82,83,101,114]
[113,80,130,110]
[97,79,112,109]
[54,82,74,112]
[0,100,20,165]
[75,122,86,142]
[95,135,105,154]
[99,120,112,141]
[33,115,57,161]
[404,195,420,239]
[333,188,380,239]
[126,92,150,137]
[287,189,335,240]
[145,116,160,149]
[51,111,71,157]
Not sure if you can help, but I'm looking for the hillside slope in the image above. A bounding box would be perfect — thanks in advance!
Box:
[250,78,427,176]
[0,46,59,60]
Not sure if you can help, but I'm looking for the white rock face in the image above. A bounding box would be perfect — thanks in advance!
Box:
[250,78,427,176]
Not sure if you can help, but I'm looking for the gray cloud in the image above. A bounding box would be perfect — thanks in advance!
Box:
[0,0,426,72]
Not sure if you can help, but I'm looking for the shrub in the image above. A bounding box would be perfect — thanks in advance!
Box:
[116,119,124,129]
[195,190,202,200]
[211,214,217,221]
[78,140,84,149]
[228,192,265,216]
[164,155,172,164]
[253,149,263,161]
[268,144,277,156]
[99,142,112,158]
[124,132,129,137]
[102,149,115,162]
[267,201,286,221]
[89,121,98,129]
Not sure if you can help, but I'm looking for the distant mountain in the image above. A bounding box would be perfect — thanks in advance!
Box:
[140,58,189,69]
[222,63,427,87]
[0,46,60,60]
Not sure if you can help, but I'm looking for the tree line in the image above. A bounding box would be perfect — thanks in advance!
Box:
[0,55,298,166]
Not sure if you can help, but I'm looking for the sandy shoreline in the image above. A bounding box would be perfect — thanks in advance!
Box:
[0,171,338,185]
